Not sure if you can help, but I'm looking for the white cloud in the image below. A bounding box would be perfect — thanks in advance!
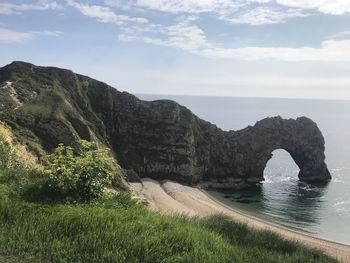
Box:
[66,0,168,47]
[104,0,350,26]
[66,0,148,24]
[119,18,208,51]
[32,30,63,37]
[134,0,289,25]
[0,0,61,15]
[277,0,350,15]
[199,39,350,61]
[223,6,308,25]
[66,0,350,62]
[165,21,208,51]
[0,27,63,44]
[104,0,134,9]
[119,18,350,62]
[0,27,34,43]
[133,0,350,16]
[135,0,244,14]
[119,0,309,25]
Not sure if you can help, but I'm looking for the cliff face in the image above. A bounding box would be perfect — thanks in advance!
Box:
[0,61,331,188]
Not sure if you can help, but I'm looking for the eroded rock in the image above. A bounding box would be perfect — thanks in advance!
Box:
[0,61,331,189]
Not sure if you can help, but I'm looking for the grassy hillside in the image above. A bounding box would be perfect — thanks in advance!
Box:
[0,62,111,156]
[0,124,338,263]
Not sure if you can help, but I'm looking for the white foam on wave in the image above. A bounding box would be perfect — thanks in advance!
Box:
[280,176,294,182]
[263,173,295,184]
[333,178,345,183]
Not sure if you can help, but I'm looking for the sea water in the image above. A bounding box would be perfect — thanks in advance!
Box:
[139,94,350,245]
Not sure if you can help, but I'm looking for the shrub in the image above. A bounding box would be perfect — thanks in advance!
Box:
[0,135,19,172]
[0,131,26,184]
[43,140,115,202]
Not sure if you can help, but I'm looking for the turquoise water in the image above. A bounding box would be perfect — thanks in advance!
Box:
[139,94,350,245]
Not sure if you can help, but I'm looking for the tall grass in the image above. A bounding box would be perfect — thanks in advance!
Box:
[0,194,338,263]
[0,122,38,170]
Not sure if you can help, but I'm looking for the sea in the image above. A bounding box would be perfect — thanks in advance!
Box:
[139,94,350,245]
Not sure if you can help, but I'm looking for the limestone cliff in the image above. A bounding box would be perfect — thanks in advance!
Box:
[0,61,331,189]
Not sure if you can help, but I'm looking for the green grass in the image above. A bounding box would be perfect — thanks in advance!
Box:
[0,184,338,263]
[0,129,339,263]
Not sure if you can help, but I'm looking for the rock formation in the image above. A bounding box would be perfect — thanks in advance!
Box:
[0,61,331,189]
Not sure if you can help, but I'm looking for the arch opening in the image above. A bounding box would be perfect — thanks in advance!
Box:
[263,149,300,184]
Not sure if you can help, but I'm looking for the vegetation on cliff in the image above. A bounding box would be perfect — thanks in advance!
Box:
[0,123,338,263]
[40,140,123,202]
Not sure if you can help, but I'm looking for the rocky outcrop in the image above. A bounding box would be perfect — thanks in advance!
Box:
[0,61,331,189]
[203,117,331,189]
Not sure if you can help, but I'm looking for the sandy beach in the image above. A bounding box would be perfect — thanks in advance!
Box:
[131,178,350,263]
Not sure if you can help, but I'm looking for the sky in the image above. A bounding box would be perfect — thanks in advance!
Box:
[1,0,350,99]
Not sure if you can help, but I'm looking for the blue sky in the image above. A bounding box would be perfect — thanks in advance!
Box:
[1,0,350,99]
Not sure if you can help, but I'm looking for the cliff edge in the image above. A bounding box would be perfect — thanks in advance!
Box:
[0,61,331,189]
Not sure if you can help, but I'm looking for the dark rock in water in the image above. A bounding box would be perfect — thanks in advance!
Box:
[236,199,259,204]
[0,61,331,189]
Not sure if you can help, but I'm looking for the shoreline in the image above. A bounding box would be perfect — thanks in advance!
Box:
[131,178,350,263]
[201,188,350,250]
[205,189,316,234]
[204,188,350,245]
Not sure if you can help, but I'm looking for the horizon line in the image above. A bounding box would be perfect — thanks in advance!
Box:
[135,93,350,103]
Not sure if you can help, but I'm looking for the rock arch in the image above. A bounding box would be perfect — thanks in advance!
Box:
[210,116,332,189]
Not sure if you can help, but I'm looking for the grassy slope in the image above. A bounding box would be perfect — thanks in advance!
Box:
[0,190,337,263]
[0,62,107,156]
[0,125,338,263]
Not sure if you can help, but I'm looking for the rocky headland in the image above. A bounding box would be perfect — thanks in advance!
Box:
[0,61,331,189]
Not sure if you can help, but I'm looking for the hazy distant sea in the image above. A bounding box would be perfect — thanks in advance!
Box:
[139,94,350,245]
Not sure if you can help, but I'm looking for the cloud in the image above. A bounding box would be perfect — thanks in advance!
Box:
[66,0,167,46]
[103,0,134,9]
[0,27,34,43]
[133,0,350,16]
[66,0,148,24]
[66,1,350,61]
[120,0,309,26]
[199,39,350,61]
[119,18,208,52]
[223,7,309,25]
[0,0,61,15]
[118,17,350,62]
[0,27,63,44]
[135,0,244,14]
[31,30,63,37]
[276,0,350,15]
[105,0,350,26]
